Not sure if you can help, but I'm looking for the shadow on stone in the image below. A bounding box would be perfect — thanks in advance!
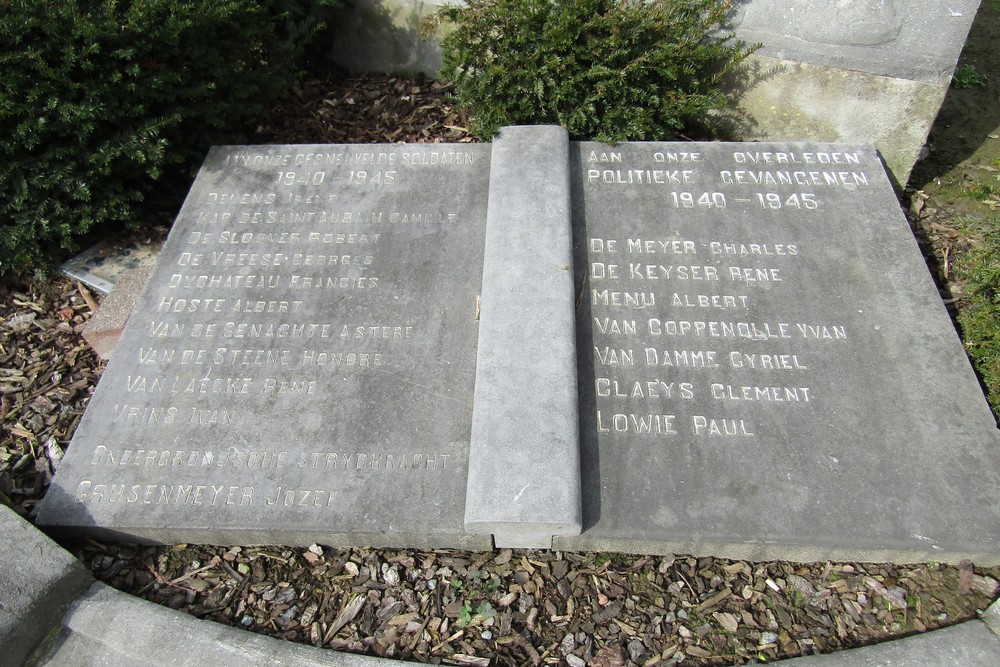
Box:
[907,0,1000,188]
[570,143,602,533]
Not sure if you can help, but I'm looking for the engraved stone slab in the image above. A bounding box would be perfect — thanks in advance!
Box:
[38,143,494,549]
[38,132,1000,562]
[559,141,1000,563]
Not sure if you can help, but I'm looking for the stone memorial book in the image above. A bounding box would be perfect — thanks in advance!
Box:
[38,127,1000,564]
[40,141,495,549]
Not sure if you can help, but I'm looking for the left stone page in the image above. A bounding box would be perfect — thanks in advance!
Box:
[38,144,493,549]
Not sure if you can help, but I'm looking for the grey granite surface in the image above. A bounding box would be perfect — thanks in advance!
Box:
[0,506,93,667]
[731,0,981,82]
[560,140,1000,563]
[465,126,582,548]
[38,143,493,549]
[37,133,1000,561]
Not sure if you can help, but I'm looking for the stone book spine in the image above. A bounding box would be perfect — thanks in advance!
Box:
[465,126,582,548]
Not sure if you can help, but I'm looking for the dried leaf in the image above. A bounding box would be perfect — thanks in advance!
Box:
[448,654,491,667]
[325,595,366,643]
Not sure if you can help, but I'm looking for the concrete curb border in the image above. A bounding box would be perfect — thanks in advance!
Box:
[4,505,1000,667]
[0,507,92,667]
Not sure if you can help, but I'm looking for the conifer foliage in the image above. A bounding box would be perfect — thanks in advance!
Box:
[0,0,339,277]
[439,0,754,142]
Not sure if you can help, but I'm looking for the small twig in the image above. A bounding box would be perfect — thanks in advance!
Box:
[537,640,560,663]
[513,634,541,666]
[409,616,432,650]
[220,561,245,583]
[169,560,219,585]
[137,560,198,595]
[431,630,466,654]
[254,551,289,563]
[209,567,252,612]
[323,594,366,645]
[446,655,491,667]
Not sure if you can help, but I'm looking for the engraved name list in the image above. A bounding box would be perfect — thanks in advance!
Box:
[577,143,866,443]
[45,143,491,542]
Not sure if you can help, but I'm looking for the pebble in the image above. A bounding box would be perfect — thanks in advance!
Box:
[382,565,400,586]
[627,638,645,662]
[566,655,586,667]
[277,605,298,627]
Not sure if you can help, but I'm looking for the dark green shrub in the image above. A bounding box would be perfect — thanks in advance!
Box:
[0,0,340,278]
[438,0,756,142]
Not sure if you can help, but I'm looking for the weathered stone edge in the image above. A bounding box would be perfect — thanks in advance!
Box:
[0,505,94,667]
[465,125,582,548]
[26,564,1000,667]
[27,581,389,667]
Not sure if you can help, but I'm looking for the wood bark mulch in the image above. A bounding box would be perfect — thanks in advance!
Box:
[2,73,998,667]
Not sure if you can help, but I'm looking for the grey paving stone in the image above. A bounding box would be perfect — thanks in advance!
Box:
[32,582,389,667]
[559,140,1000,563]
[465,126,582,548]
[767,619,1000,666]
[0,505,92,667]
[981,597,1000,638]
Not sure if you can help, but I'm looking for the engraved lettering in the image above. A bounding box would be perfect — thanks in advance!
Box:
[629,264,719,280]
[796,323,848,340]
[710,384,813,402]
[76,480,254,505]
[626,239,697,254]
[643,349,719,368]
[261,378,316,395]
[593,318,636,335]
[728,352,807,370]
[594,347,634,366]
[591,290,656,308]
[692,416,755,436]
[647,320,791,339]
[596,411,678,435]
[595,378,693,400]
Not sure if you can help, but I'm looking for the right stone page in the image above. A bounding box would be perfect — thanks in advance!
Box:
[561,141,1000,563]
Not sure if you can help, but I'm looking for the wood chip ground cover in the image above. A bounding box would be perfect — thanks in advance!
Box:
[75,544,999,666]
[2,73,999,666]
